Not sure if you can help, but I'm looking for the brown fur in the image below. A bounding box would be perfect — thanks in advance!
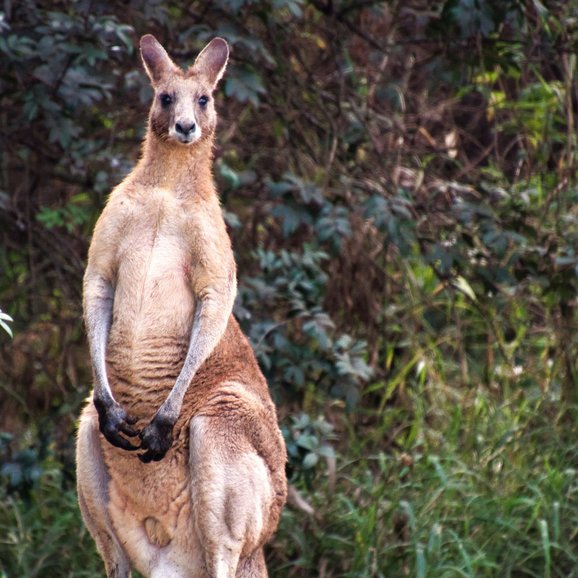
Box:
[76,35,287,578]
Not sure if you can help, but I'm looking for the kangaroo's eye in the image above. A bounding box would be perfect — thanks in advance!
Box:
[160,93,172,108]
[198,95,209,107]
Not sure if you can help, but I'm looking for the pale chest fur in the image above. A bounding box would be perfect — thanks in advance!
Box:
[113,188,198,323]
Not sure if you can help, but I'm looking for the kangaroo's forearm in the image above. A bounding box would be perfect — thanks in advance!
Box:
[84,274,115,403]
[84,273,140,450]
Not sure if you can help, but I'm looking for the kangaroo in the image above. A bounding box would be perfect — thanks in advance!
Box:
[76,35,287,578]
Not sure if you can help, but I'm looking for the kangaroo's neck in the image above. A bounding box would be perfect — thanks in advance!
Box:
[134,133,215,197]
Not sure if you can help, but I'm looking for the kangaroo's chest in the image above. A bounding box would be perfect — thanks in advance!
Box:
[106,191,198,375]
[118,191,194,280]
[113,192,199,312]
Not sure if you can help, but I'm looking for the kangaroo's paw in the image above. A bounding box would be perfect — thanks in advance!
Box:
[138,413,174,463]
[94,397,140,451]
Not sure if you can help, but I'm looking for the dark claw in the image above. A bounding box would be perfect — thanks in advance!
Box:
[118,420,139,437]
[138,413,174,462]
[124,414,138,425]
[94,396,141,451]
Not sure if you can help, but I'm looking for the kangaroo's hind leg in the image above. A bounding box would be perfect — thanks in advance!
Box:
[189,402,285,578]
[77,404,132,578]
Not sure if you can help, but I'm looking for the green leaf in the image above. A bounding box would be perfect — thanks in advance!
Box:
[296,434,318,451]
[452,275,477,301]
[224,67,266,106]
[302,452,319,469]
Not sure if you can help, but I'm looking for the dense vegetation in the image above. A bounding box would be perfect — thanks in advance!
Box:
[1,0,578,576]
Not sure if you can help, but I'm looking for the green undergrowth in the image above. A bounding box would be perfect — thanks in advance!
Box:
[0,470,100,577]
[2,392,578,577]
[271,395,578,577]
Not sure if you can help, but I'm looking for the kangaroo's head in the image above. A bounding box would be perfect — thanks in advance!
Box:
[140,35,229,146]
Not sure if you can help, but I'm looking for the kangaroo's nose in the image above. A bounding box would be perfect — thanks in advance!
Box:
[175,121,196,136]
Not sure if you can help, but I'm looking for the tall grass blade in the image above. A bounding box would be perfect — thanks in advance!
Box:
[539,519,551,578]
[416,543,426,578]
[552,501,560,544]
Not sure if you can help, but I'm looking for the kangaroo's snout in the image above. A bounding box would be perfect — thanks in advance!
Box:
[176,121,196,136]
[172,118,199,144]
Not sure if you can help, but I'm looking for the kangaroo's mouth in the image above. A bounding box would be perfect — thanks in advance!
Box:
[171,131,201,145]
[174,134,197,145]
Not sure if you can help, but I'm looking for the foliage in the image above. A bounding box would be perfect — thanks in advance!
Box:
[0,466,102,578]
[281,412,336,487]
[1,0,578,576]
[0,433,43,499]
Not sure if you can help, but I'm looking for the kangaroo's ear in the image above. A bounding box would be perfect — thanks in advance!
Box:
[140,35,178,84]
[190,38,229,89]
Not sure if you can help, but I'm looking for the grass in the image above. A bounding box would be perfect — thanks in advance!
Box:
[2,390,578,577]
[268,389,578,577]
[0,474,101,577]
